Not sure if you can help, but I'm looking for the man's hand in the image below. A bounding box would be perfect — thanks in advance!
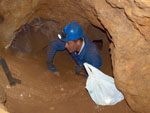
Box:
[47,61,58,72]
[75,65,84,75]
[48,64,58,72]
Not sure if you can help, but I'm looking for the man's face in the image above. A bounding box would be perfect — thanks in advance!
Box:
[65,40,79,53]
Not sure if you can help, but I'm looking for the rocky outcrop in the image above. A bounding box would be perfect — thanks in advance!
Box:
[0,0,89,48]
[0,104,9,113]
[0,85,6,104]
[10,18,61,53]
[84,0,150,113]
[0,84,8,113]
[0,84,6,104]
[0,0,150,113]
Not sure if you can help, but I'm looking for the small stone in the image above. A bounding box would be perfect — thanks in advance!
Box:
[20,94,23,97]
[60,88,64,91]
[6,85,11,89]
[95,105,102,112]
[50,107,55,110]
[28,94,31,97]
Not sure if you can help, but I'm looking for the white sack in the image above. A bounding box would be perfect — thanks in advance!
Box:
[84,63,124,106]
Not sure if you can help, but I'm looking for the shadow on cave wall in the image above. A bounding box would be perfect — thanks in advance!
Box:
[10,18,61,54]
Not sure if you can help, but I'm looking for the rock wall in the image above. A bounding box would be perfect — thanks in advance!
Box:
[84,0,150,113]
[0,0,89,48]
[0,84,6,104]
[0,0,150,113]
[0,84,8,113]
[83,0,150,113]
[0,104,9,113]
[0,0,40,48]
[10,18,61,53]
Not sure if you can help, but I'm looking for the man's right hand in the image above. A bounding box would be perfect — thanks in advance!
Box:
[75,65,84,75]
[47,61,58,72]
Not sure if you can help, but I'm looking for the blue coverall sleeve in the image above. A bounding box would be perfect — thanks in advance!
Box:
[47,39,65,62]
[85,50,102,69]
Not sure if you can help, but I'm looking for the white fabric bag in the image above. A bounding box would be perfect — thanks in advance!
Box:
[84,63,124,106]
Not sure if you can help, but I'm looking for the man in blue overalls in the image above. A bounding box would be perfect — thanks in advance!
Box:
[47,22,102,77]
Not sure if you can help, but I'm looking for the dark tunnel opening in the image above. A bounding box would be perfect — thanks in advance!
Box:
[86,24,113,76]
[10,18,61,55]
[9,18,113,77]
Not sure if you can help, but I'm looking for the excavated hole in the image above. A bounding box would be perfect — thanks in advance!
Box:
[1,18,133,113]
[10,18,113,76]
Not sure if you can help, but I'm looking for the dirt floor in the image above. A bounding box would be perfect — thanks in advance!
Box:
[0,48,134,113]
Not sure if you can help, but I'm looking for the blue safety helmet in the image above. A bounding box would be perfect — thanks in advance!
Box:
[58,22,84,42]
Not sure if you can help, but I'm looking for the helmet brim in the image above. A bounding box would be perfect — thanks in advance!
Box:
[59,35,82,42]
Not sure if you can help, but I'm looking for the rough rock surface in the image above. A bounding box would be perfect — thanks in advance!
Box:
[0,0,89,48]
[0,85,7,113]
[86,1,150,113]
[10,18,60,53]
[0,0,150,113]
[0,84,6,104]
[0,104,9,113]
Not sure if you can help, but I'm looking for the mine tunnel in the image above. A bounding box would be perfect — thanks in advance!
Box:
[0,0,150,113]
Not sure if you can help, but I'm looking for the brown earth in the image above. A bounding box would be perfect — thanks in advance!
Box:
[0,48,134,113]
